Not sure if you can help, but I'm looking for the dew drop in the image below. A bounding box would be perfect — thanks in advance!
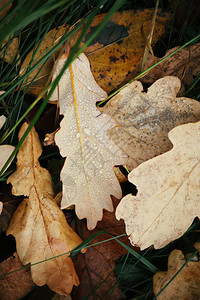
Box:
[84,128,90,135]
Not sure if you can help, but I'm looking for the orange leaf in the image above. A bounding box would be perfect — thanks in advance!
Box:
[7,123,83,295]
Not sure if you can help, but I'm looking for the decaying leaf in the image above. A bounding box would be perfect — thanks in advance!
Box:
[7,122,84,295]
[20,9,171,96]
[50,52,127,230]
[79,9,171,93]
[0,115,15,174]
[102,76,200,171]
[0,1,19,64]
[153,242,200,300]
[116,121,200,250]
[0,184,22,233]
[130,43,200,88]
[0,36,19,64]
[0,0,12,20]
[0,252,34,300]
[68,197,129,299]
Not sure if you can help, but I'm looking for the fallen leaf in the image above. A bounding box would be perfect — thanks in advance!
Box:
[7,122,84,295]
[130,43,200,88]
[52,294,72,300]
[80,9,171,93]
[50,52,127,230]
[0,115,15,174]
[0,36,19,64]
[0,252,34,300]
[0,202,2,215]
[0,1,19,64]
[0,184,22,232]
[20,9,171,96]
[102,76,200,171]
[68,197,130,299]
[0,115,6,127]
[116,121,200,250]
[153,242,200,300]
[0,0,12,20]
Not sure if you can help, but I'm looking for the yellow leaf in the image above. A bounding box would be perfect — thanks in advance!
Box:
[20,9,171,97]
[116,121,200,250]
[50,53,127,230]
[153,242,200,300]
[7,122,83,295]
[102,76,200,171]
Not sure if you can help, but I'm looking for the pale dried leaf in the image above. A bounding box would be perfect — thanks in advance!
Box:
[102,76,200,171]
[153,243,200,300]
[116,121,200,250]
[0,114,6,129]
[0,115,15,174]
[0,201,2,215]
[7,122,83,295]
[0,145,15,173]
[51,53,127,230]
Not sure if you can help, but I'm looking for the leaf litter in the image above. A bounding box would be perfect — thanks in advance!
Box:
[0,4,200,299]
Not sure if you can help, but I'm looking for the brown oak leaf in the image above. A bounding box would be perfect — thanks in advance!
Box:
[7,122,84,295]
[153,242,200,300]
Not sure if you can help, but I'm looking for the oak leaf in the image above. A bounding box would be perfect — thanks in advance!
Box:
[50,53,127,230]
[131,43,200,89]
[67,197,129,299]
[20,9,171,96]
[153,242,200,300]
[0,184,22,232]
[102,76,200,171]
[7,122,84,295]
[116,121,200,250]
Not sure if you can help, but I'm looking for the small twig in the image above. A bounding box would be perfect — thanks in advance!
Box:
[141,0,159,72]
